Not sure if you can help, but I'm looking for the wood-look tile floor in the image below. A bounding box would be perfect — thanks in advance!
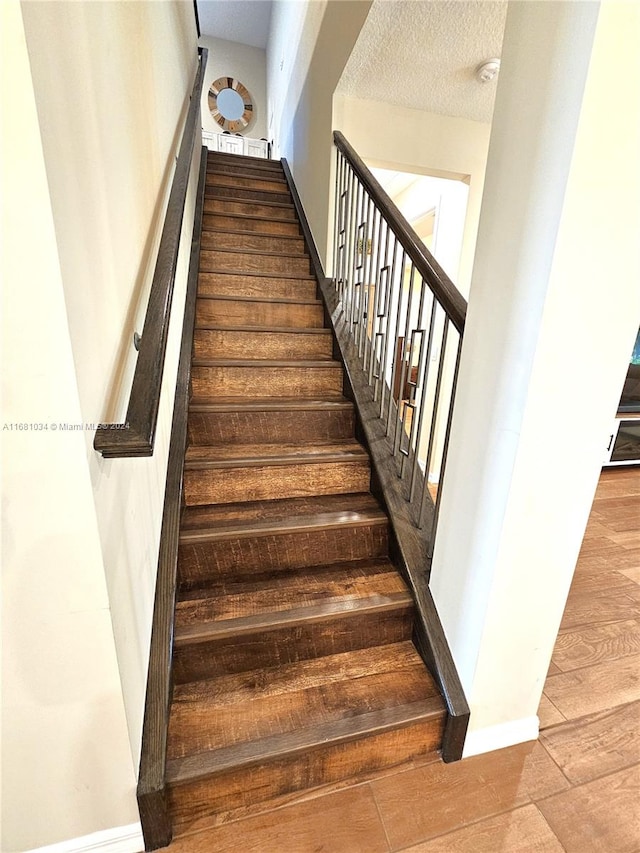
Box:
[163,467,640,852]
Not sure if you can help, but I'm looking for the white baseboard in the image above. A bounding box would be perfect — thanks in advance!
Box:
[26,823,144,853]
[462,715,540,758]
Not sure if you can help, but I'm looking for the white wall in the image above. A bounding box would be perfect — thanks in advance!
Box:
[267,1,371,265]
[1,2,140,849]
[332,96,491,297]
[430,0,640,755]
[199,35,267,138]
[267,0,328,157]
[2,1,199,848]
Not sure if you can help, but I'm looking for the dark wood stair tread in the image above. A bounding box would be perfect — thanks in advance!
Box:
[196,293,320,305]
[180,493,386,535]
[193,324,330,334]
[205,165,286,178]
[207,152,283,169]
[200,244,309,260]
[197,270,314,288]
[203,199,298,221]
[198,269,315,283]
[198,266,314,282]
[202,245,304,260]
[205,176,290,194]
[202,214,297,235]
[176,557,407,616]
[177,556,401,605]
[174,565,410,644]
[201,226,301,240]
[184,439,368,468]
[192,327,334,361]
[206,166,287,183]
[166,643,443,777]
[189,395,352,412]
[202,211,298,226]
[203,194,295,209]
[191,357,340,369]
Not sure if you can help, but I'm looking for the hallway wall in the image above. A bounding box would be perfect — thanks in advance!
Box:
[199,35,268,139]
[2,1,199,849]
[332,95,491,297]
[267,0,371,265]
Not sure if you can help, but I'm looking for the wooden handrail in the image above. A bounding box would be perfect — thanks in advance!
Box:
[333,130,467,335]
[94,47,208,458]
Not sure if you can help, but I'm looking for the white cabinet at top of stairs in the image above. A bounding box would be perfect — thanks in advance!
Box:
[202,132,269,159]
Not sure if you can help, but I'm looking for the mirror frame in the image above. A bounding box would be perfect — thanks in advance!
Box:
[208,77,254,133]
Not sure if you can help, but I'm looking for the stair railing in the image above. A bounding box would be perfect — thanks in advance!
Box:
[331,131,467,554]
[94,47,207,458]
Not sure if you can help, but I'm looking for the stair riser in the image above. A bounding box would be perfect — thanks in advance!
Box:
[173,607,413,684]
[206,166,287,184]
[190,365,343,398]
[196,298,323,328]
[199,250,311,277]
[193,329,333,361]
[183,460,371,506]
[207,155,283,173]
[201,231,306,255]
[205,185,292,205]
[178,523,389,587]
[188,409,355,446]
[197,273,316,301]
[168,717,444,838]
[206,174,287,193]
[204,199,297,220]
[202,214,300,237]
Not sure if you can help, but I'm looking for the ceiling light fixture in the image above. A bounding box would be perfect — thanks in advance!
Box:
[476,59,501,83]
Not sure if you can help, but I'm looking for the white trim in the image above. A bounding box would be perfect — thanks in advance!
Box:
[25,823,144,853]
[462,715,539,758]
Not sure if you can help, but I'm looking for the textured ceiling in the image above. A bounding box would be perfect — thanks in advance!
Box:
[197,1,273,49]
[337,0,507,123]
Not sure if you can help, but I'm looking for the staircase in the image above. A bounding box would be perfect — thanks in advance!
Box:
[163,151,447,840]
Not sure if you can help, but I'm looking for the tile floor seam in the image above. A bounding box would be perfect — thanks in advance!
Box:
[531,761,640,807]
[386,803,553,853]
[532,802,569,853]
[557,617,633,634]
[540,691,567,722]
[368,781,393,853]
[535,747,640,793]
[536,738,574,789]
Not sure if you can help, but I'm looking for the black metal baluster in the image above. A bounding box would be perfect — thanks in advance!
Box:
[419,318,450,529]
[344,167,358,321]
[332,150,344,295]
[349,178,363,327]
[398,327,423,463]
[381,238,402,424]
[358,194,375,359]
[400,272,431,479]
[358,186,370,355]
[372,222,391,392]
[393,262,417,458]
[365,209,384,373]
[409,294,437,503]
[426,331,463,547]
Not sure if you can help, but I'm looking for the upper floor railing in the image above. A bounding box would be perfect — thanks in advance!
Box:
[332,131,467,554]
[94,47,208,458]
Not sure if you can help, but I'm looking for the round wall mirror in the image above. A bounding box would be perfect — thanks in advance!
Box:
[208,77,254,133]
